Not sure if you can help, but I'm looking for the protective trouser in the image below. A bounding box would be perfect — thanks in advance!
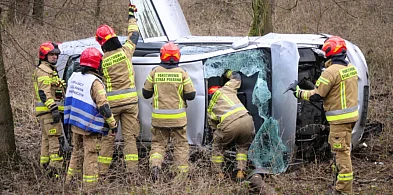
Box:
[211,114,254,173]
[39,113,63,170]
[329,123,355,194]
[149,126,189,173]
[98,104,140,174]
[66,127,100,188]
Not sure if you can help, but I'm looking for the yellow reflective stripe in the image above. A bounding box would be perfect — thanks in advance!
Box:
[153,84,158,109]
[67,168,81,176]
[103,66,111,92]
[211,156,224,163]
[40,156,50,164]
[340,82,347,109]
[49,128,57,135]
[221,94,235,106]
[37,76,52,85]
[333,143,342,149]
[236,153,247,161]
[34,81,40,100]
[207,90,221,120]
[36,106,49,112]
[124,42,134,51]
[318,76,330,85]
[339,66,357,80]
[220,107,246,122]
[58,106,64,111]
[152,112,186,119]
[178,165,189,173]
[98,89,106,95]
[147,75,153,83]
[178,85,184,109]
[128,24,138,32]
[150,153,163,160]
[303,91,309,101]
[107,92,137,101]
[50,154,63,161]
[44,99,55,107]
[225,70,233,78]
[337,172,353,181]
[154,72,183,83]
[98,156,112,164]
[124,52,135,88]
[83,175,98,183]
[183,77,192,85]
[326,110,358,121]
[124,154,139,161]
[105,116,115,124]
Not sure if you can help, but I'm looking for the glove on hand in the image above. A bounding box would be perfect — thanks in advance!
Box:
[292,85,301,98]
[51,108,61,123]
[129,4,137,17]
[223,69,233,79]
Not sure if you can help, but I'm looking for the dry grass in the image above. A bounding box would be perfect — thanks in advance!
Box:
[0,0,392,194]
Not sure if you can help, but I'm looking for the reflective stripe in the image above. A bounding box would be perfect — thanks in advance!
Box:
[211,156,224,163]
[147,75,153,83]
[50,154,63,161]
[236,153,247,161]
[339,66,357,80]
[37,76,52,85]
[152,112,186,119]
[150,153,163,160]
[98,89,106,95]
[83,175,98,183]
[124,52,135,89]
[40,156,49,164]
[36,102,64,112]
[49,128,57,135]
[124,154,139,161]
[340,82,347,109]
[326,109,358,122]
[124,42,134,51]
[318,76,330,85]
[105,116,115,124]
[221,94,235,106]
[333,143,342,149]
[106,88,136,95]
[183,77,192,85]
[67,168,81,176]
[44,99,55,107]
[337,172,353,181]
[107,92,137,101]
[220,104,246,122]
[98,156,112,164]
[325,106,358,116]
[303,91,309,101]
[128,24,138,32]
[178,84,184,109]
[64,106,104,123]
[153,108,186,114]
[207,90,222,120]
[178,165,189,173]
[153,84,158,109]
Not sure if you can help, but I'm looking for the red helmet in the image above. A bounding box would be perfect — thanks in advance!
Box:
[80,47,102,70]
[38,41,60,60]
[95,24,117,46]
[160,42,181,64]
[322,36,347,58]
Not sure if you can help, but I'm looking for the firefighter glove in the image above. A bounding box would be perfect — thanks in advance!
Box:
[223,69,233,79]
[51,108,61,123]
[129,4,137,17]
[293,85,301,98]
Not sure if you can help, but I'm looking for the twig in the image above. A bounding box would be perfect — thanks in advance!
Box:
[331,0,358,18]
[274,0,299,11]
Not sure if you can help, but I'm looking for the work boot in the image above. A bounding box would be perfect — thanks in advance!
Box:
[325,185,349,195]
[236,169,246,182]
[151,166,160,183]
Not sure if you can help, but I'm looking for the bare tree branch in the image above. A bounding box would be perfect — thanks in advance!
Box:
[331,0,358,18]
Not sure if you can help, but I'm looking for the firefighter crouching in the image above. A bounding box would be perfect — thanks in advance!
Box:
[64,47,117,189]
[94,4,140,180]
[33,41,65,177]
[291,36,358,195]
[207,70,254,181]
[142,42,196,182]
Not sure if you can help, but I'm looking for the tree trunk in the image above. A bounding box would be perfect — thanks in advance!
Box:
[95,0,102,18]
[32,0,44,25]
[0,7,17,162]
[248,0,274,36]
[7,0,16,24]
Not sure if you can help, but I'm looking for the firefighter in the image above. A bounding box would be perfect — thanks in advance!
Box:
[33,41,65,177]
[64,47,117,189]
[94,4,140,179]
[207,70,254,181]
[291,36,358,195]
[142,42,196,182]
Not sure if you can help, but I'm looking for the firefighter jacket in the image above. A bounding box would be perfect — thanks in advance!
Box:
[101,18,139,108]
[299,60,358,124]
[143,65,196,128]
[207,75,248,130]
[33,61,65,116]
[64,72,116,134]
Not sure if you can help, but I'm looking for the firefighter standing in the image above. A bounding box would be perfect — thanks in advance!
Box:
[142,42,196,182]
[64,47,117,189]
[94,4,140,178]
[291,36,358,195]
[33,41,65,176]
[207,70,254,181]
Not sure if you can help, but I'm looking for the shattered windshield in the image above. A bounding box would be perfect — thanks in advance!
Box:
[204,49,288,174]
